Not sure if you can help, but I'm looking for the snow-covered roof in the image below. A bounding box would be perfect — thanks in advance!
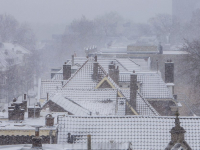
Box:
[46,94,91,116]
[120,89,159,116]
[39,57,173,116]
[0,112,58,130]
[40,80,67,99]
[45,89,118,115]
[3,43,30,54]
[57,115,200,150]
[0,143,129,150]
[0,42,31,71]
[163,51,188,54]
[63,59,107,89]
[120,72,173,99]
[50,57,150,82]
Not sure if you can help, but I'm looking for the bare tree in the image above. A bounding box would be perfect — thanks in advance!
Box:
[149,14,183,44]
[0,14,18,42]
[179,40,200,113]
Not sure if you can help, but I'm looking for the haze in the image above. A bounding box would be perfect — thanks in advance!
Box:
[0,0,172,40]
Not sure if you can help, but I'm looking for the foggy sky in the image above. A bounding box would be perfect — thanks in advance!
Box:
[0,0,172,40]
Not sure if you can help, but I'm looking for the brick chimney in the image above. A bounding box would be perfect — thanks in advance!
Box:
[45,114,54,126]
[93,56,98,81]
[165,60,174,95]
[130,71,138,110]
[109,63,119,85]
[28,105,41,118]
[63,62,71,80]
[8,104,24,121]
[32,126,43,149]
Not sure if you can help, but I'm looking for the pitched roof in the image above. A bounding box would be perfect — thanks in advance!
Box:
[120,72,173,99]
[48,89,118,115]
[57,115,200,150]
[121,89,159,116]
[40,80,67,99]
[44,94,91,116]
[39,57,173,116]
[50,57,150,81]
[63,59,107,89]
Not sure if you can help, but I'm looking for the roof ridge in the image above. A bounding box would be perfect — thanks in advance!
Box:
[128,57,140,66]
[65,96,91,113]
[115,59,129,71]
[98,63,107,75]
[49,94,91,115]
[62,59,89,88]
[137,92,160,116]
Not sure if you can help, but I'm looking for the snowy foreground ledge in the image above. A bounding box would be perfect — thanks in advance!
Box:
[0,143,129,150]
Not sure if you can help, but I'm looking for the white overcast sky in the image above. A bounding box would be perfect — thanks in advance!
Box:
[0,0,172,40]
[0,0,172,24]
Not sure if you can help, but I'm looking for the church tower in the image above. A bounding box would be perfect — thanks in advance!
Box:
[165,111,192,150]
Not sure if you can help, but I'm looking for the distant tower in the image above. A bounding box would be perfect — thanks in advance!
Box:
[165,111,192,150]
[172,0,200,22]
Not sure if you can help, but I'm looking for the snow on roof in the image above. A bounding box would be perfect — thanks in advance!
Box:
[3,43,30,54]
[120,89,159,116]
[163,51,188,55]
[52,73,63,80]
[40,57,172,116]
[40,80,68,99]
[57,115,200,150]
[0,113,57,130]
[136,92,159,116]
[63,59,107,89]
[0,52,8,70]
[47,89,118,115]
[47,94,91,116]
[0,143,129,150]
[120,72,172,99]
[51,57,150,81]
[115,58,141,71]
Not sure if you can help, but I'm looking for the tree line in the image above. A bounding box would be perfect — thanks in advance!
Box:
[0,14,41,102]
